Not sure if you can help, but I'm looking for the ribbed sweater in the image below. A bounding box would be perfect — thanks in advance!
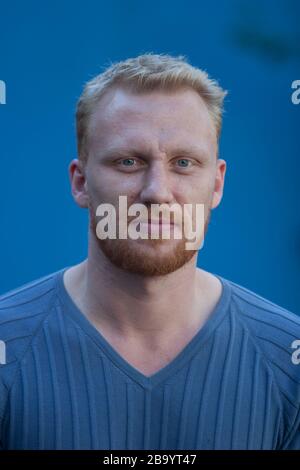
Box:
[0,267,300,449]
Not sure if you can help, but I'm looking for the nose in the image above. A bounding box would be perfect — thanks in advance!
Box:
[139,162,174,204]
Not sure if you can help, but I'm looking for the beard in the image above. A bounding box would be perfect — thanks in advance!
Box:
[88,202,211,277]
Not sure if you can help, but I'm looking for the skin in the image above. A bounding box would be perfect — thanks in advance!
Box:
[66,86,227,376]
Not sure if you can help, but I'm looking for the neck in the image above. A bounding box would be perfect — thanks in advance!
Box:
[64,239,219,343]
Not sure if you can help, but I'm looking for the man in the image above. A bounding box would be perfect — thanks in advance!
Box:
[0,53,300,450]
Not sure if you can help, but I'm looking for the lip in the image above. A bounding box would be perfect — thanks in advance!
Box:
[143,220,175,225]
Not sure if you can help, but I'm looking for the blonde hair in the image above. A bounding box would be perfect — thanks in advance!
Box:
[76,53,227,163]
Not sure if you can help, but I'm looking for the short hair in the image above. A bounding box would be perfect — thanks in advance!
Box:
[76,53,228,164]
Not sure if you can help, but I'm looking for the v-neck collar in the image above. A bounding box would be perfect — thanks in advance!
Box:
[55,266,232,389]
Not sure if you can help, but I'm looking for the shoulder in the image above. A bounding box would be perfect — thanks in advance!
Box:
[0,268,65,423]
[222,276,300,447]
[226,277,300,347]
[227,277,300,390]
[0,269,64,368]
[0,269,61,326]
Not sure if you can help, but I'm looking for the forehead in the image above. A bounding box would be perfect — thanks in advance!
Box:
[88,86,217,152]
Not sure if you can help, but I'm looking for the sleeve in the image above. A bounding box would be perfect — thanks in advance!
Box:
[282,429,300,449]
[281,406,300,450]
[0,370,9,450]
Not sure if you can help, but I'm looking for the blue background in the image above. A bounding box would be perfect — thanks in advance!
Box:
[1,0,299,313]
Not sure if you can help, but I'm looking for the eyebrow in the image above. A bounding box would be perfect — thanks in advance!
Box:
[100,145,209,161]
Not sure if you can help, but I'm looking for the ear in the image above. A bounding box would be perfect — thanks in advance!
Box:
[68,158,89,208]
[211,158,226,210]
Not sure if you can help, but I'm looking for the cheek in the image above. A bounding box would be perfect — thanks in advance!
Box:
[118,177,144,196]
[87,173,142,210]
[173,176,213,204]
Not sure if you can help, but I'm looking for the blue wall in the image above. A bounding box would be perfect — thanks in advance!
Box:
[1,0,299,313]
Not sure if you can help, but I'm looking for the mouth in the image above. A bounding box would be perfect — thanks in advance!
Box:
[142,219,175,226]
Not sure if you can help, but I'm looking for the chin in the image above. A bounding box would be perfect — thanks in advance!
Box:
[97,237,197,277]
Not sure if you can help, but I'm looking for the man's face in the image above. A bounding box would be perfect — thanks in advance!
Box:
[77,86,226,276]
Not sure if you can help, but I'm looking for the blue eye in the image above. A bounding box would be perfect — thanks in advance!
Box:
[177,159,190,168]
[121,158,135,166]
